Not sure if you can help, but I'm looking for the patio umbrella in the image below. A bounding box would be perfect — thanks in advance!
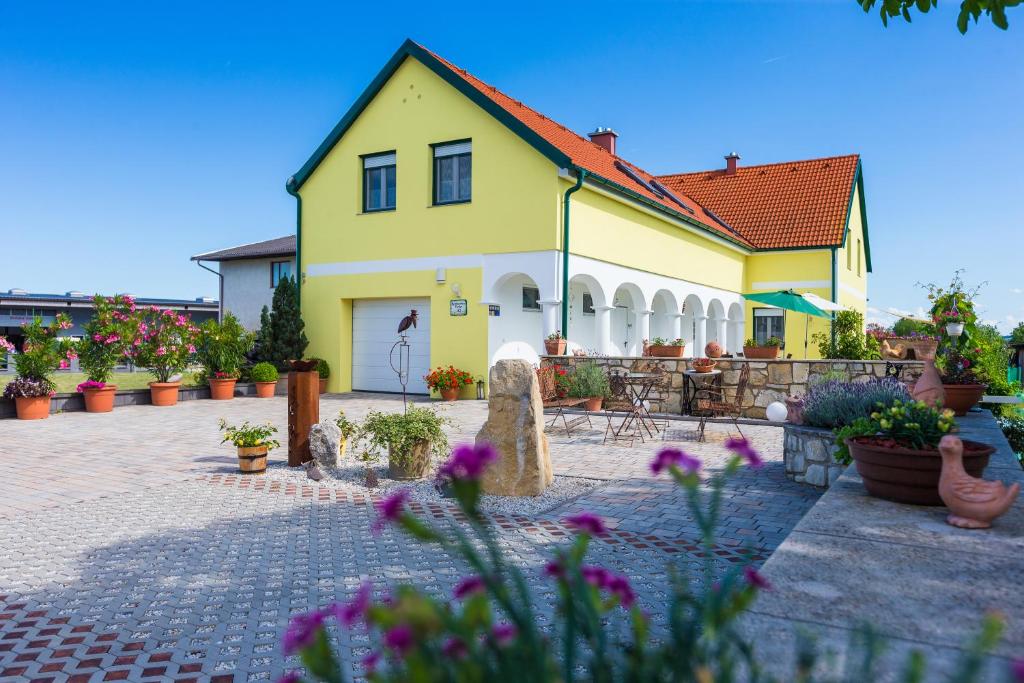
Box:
[742,290,831,358]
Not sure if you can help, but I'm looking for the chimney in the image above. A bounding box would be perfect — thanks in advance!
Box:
[588,127,618,156]
[724,152,740,175]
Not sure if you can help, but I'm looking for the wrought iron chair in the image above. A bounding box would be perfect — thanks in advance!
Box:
[694,363,753,441]
[603,370,644,446]
[536,366,590,437]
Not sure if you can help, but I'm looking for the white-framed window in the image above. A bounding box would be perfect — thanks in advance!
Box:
[363,152,396,212]
[433,140,471,205]
[753,307,785,346]
[522,286,540,312]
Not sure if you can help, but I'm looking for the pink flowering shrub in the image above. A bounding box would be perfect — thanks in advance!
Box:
[0,314,74,397]
[76,295,139,383]
[132,307,198,383]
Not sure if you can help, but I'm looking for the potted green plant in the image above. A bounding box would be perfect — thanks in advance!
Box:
[424,365,474,401]
[335,409,358,459]
[839,399,994,505]
[219,419,280,473]
[0,314,75,420]
[743,336,781,360]
[76,294,137,413]
[544,331,567,356]
[195,314,255,401]
[568,362,610,411]
[133,306,199,406]
[648,337,686,358]
[314,357,331,394]
[360,407,449,480]
[250,361,279,398]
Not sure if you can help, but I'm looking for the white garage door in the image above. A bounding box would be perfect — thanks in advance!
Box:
[352,298,430,394]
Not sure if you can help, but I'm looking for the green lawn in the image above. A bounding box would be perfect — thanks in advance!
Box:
[0,371,201,394]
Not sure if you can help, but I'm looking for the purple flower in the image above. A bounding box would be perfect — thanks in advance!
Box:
[333,581,372,627]
[442,637,468,659]
[383,624,414,655]
[276,675,301,683]
[743,566,771,590]
[581,565,610,588]
[438,442,498,481]
[453,575,486,600]
[543,560,564,579]
[565,512,607,536]
[372,489,410,534]
[362,651,381,672]
[650,448,701,475]
[1011,659,1024,682]
[607,573,636,608]
[491,623,517,647]
[281,609,327,655]
[725,437,763,469]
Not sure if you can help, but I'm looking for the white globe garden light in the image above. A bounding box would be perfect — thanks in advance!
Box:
[765,401,788,422]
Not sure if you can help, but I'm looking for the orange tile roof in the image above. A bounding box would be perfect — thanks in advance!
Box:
[656,155,860,249]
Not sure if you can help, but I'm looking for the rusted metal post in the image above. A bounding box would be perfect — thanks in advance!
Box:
[288,369,319,466]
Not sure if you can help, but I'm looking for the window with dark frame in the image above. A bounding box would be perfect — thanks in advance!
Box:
[363,152,396,212]
[522,286,540,311]
[271,261,293,288]
[582,292,595,315]
[753,307,785,346]
[433,140,471,205]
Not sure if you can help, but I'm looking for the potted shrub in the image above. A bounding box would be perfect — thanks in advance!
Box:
[648,337,685,358]
[335,409,358,459]
[568,362,610,411]
[839,399,994,505]
[76,294,137,413]
[219,419,279,474]
[424,365,474,401]
[939,347,987,416]
[360,407,449,480]
[691,357,717,373]
[250,361,279,398]
[315,358,330,394]
[133,306,199,406]
[0,314,74,420]
[743,336,781,360]
[544,332,567,356]
[196,314,255,401]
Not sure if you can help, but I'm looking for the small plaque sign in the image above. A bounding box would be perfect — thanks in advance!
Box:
[450,299,468,316]
[488,304,500,317]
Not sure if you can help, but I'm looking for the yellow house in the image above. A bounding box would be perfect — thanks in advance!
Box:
[287,40,871,394]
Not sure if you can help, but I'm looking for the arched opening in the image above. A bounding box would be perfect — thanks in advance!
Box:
[567,274,607,355]
[681,294,704,357]
[651,289,681,344]
[489,272,544,366]
[727,302,744,354]
[706,299,727,350]
[610,283,646,356]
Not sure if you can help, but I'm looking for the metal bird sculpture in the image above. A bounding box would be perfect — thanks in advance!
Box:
[397,309,418,335]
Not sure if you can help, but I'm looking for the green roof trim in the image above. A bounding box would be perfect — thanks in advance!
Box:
[839,159,872,273]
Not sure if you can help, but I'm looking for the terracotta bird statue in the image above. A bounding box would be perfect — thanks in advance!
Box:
[397,309,418,335]
[938,435,1020,529]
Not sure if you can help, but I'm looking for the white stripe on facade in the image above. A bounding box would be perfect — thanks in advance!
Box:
[750,280,831,290]
[305,253,484,278]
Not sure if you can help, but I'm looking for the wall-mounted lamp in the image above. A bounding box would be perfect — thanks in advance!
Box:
[435,267,446,284]
[451,283,462,297]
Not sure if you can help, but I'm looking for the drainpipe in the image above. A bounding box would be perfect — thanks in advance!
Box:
[194,259,223,322]
[561,168,587,337]
[286,178,302,311]
[830,246,838,345]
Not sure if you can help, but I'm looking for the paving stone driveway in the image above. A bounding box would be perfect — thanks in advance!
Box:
[0,394,821,681]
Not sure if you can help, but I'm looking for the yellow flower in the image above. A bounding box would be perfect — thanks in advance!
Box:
[939,422,950,432]
[880,419,892,430]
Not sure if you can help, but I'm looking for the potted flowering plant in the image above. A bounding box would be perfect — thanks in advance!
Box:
[195,314,254,401]
[219,419,279,473]
[939,347,987,416]
[133,306,198,406]
[424,365,474,401]
[544,331,566,356]
[359,408,449,480]
[934,309,965,337]
[250,361,279,398]
[743,336,781,359]
[76,294,137,413]
[0,314,75,419]
[691,357,717,373]
[647,337,685,358]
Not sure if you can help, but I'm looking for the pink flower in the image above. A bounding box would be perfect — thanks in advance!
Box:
[438,442,498,481]
[187,344,196,354]
[581,565,610,588]
[155,346,166,356]
[565,512,607,536]
[725,437,763,469]
[442,637,467,659]
[281,609,327,656]
[607,573,636,608]
[490,623,517,647]
[453,575,485,600]
[383,624,414,655]
[333,581,372,628]
[743,566,771,590]
[65,349,78,360]
[650,448,701,475]
[372,489,410,534]
[93,334,103,342]
[59,360,69,370]
[544,560,564,579]
[361,651,381,673]
[104,334,119,345]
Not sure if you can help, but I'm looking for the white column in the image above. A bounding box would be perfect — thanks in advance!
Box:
[695,316,708,357]
[715,317,727,347]
[636,310,652,356]
[670,313,684,343]
[594,305,614,355]
[539,300,561,342]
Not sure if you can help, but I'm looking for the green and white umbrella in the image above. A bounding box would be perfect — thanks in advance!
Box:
[742,289,833,358]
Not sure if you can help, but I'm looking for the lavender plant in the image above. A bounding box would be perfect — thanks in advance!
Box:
[801,378,910,430]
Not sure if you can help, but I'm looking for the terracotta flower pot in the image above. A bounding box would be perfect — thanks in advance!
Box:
[83,385,117,413]
[584,397,604,412]
[149,382,181,407]
[847,436,994,505]
[388,440,431,480]
[544,339,567,355]
[704,341,723,358]
[941,383,987,416]
[254,381,277,398]
[319,378,328,394]
[691,360,717,373]
[743,346,780,359]
[440,387,459,401]
[881,337,938,362]
[237,444,268,474]
[649,345,684,358]
[209,378,237,401]
[15,395,50,420]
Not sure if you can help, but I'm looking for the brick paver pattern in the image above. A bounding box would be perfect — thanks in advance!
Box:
[0,394,820,681]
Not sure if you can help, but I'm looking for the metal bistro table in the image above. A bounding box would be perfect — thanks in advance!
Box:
[615,372,663,439]
[682,368,722,415]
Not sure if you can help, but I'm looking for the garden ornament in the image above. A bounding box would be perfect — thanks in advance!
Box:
[396,309,418,334]
[390,310,416,413]
[938,435,1019,529]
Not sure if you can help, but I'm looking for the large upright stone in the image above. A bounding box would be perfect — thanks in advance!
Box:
[309,418,341,468]
[476,360,553,496]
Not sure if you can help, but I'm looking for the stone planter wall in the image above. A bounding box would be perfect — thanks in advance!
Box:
[783,423,845,488]
[541,356,924,419]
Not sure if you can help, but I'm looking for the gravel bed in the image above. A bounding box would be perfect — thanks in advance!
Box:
[260,458,599,517]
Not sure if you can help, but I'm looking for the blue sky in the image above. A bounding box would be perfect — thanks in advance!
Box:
[2,1,1021,330]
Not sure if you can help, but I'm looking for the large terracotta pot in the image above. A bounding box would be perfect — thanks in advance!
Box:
[584,397,604,412]
[691,360,717,373]
[255,381,277,399]
[942,384,986,416]
[785,396,805,425]
[649,345,684,358]
[544,339,567,356]
[83,385,117,413]
[847,436,993,505]
[15,395,51,420]
[705,341,723,358]
[149,382,181,407]
[209,378,237,401]
[388,440,431,480]
[440,387,459,402]
[237,445,268,473]
[743,346,780,360]
[319,378,328,394]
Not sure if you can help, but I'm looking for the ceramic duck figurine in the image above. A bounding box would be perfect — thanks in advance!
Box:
[938,435,1020,529]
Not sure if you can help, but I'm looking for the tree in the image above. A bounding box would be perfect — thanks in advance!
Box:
[892,317,932,337]
[858,0,1019,33]
[254,305,273,363]
[264,276,308,369]
[1010,322,1024,345]
[813,310,880,360]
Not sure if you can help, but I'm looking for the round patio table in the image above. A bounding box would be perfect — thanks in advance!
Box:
[616,372,664,438]
[682,369,722,415]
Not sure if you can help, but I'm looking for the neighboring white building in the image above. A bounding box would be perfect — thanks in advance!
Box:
[191,235,296,330]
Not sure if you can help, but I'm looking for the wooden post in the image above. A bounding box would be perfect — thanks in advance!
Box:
[288,370,319,466]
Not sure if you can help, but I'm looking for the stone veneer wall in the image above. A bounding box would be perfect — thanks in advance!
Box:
[541,356,924,419]
[783,424,845,487]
